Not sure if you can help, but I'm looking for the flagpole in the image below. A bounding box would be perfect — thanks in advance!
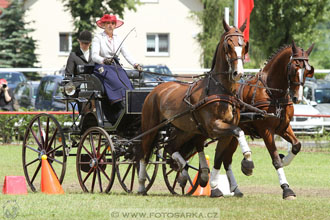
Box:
[225,7,230,25]
[234,0,238,27]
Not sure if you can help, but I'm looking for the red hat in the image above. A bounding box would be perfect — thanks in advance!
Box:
[0,78,7,84]
[96,14,124,29]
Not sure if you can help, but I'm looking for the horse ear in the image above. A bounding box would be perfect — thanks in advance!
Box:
[306,43,315,55]
[223,18,231,32]
[245,41,249,54]
[292,40,297,54]
[239,19,247,32]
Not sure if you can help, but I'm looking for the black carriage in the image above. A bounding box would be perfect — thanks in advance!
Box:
[22,64,202,195]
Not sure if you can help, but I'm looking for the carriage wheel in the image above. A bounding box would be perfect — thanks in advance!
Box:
[162,149,200,195]
[116,147,159,193]
[76,127,116,193]
[22,113,67,192]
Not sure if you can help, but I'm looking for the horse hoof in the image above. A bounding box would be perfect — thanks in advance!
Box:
[281,184,296,200]
[284,195,296,200]
[137,190,147,196]
[241,158,254,176]
[210,188,223,198]
[233,187,244,197]
[199,168,209,187]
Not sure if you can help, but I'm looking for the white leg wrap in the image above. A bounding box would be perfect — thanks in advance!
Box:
[226,165,238,192]
[198,151,208,169]
[282,151,295,166]
[237,130,251,160]
[139,160,147,181]
[277,168,289,186]
[172,152,187,170]
[210,168,221,189]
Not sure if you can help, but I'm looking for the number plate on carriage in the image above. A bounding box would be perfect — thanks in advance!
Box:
[126,89,151,114]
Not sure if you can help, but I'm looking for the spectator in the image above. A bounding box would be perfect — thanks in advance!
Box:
[0,78,14,111]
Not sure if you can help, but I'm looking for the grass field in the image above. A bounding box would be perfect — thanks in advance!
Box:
[1,143,330,220]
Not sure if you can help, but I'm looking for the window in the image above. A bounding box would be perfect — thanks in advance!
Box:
[146,33,169,56]
[59,33,72,54]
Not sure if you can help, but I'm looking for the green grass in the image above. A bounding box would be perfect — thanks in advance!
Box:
[1,143,330,220]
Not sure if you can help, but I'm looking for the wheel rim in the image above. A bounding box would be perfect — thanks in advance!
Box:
[76,127,116,193]
[162,150,200,195]
[22,113,67,192]
[116,146,159,193]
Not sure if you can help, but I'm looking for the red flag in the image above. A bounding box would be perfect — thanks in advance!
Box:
[238,0,254,42]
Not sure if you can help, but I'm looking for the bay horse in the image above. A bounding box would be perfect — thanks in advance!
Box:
[210,41,314,199]
[137,19,252,195]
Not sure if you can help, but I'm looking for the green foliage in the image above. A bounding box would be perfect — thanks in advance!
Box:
[193,0,233,68]
[62,0,137,51]
[194,0,330,69]
[0,0,38,68]
[250,0,330,67]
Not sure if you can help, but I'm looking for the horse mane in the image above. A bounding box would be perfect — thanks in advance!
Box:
[210,42,220,71]
[263,44,292,66]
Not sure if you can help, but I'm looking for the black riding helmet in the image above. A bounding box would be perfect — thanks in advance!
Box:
[78,30,92,43]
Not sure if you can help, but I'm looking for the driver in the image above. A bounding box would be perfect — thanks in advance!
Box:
[0,78,14,111]
[91,14,142,123]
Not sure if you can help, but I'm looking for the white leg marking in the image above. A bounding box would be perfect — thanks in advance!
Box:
[298,69,305,102]
[282,151,296,166]
[237,130,252,160]
[277,168,289,185]
[210,168,221,189]
[138,160,147,193]
[226,165,238,192]
[172,152,187,170]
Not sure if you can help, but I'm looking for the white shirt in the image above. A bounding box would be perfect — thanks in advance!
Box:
[80,48,90,61]
[91,32,137,66]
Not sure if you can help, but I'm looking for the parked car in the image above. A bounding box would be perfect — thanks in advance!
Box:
[127,65,176,87]
[303,80,330,132]
[291,98,324,135]
[14,81,40,109]
[0,72,27,90]
[35,75,66,110]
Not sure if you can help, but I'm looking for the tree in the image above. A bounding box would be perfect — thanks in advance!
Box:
[194,0,233,68]
[62,0,137,50]
[250,0,330,67]
[0,0,38,68]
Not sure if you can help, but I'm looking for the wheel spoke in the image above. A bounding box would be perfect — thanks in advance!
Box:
[46,127,58,152]
[91,169,97,193]
[98,166,111,182]
[25,158,39,167]
[37,117,45,147]
[97,133,102,156]
[82,144,93,159]
[97,168,103,192]
[30,127,42,149]
[172,171,180,189]
[46,145,62,155]
[47,156,63,165]
[45,117,50,149]
[83,168,94,184]
[31,162,41,184]
[122,163,132,183]
[130,165,136,192]
[25,144,40,153]
[89,134,96,157]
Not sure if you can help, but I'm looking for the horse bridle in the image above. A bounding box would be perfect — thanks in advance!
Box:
[223,32,246,65]
[287,52,310,88]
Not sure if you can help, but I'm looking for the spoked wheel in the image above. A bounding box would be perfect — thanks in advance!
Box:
[116,146,159,193]
[22,113,67,192]
[76,127,116,193]
[162,150,200,195]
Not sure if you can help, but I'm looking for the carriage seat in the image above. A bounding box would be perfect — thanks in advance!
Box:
[75,64,105,97]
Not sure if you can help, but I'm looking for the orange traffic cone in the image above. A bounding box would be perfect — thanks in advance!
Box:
[40,155,64,194]
[188,155,211,196]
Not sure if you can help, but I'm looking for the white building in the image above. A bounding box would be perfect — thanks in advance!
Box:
[23,0,203,73]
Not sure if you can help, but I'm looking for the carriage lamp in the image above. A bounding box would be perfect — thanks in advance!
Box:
[64,81,76,96]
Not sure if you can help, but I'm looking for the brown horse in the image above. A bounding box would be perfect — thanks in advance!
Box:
[137,19,252,195]
[210,41,314,199]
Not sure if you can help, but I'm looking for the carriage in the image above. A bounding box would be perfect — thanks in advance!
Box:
[21,63,203,195]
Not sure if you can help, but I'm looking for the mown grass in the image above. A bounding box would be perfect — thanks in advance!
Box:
[1,143,330,220]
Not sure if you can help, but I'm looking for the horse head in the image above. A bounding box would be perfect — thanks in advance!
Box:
[288,41,315,103]
[220,19,249,82]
